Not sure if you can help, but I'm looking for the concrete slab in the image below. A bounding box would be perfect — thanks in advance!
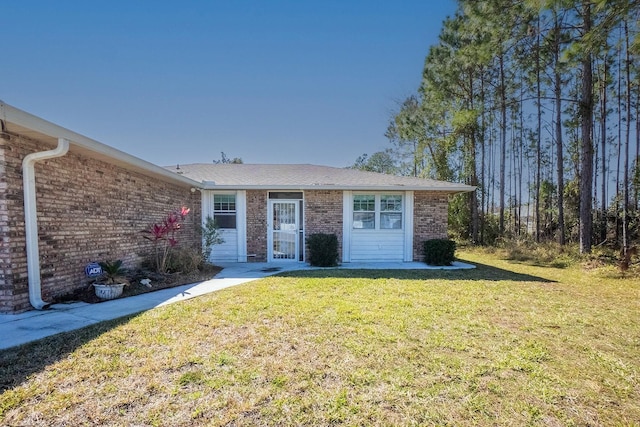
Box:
[0,260,474,351]
[214,260,475,277]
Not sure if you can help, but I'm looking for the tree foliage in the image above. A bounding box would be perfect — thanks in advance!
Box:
[354,0,640,251]
[214,152,243,164]
[351,149,398,174]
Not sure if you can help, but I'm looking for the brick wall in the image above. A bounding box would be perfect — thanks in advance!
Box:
[245,190,267,262]
[0,138,16,313]
[413,191,449,261]
[304,190,343,261]
[0,133,201,313]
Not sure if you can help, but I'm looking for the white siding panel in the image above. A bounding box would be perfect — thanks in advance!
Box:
[350,230,404,261]
[211,229,238,262]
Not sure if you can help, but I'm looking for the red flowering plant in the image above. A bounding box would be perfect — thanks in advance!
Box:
[141,207,190,273]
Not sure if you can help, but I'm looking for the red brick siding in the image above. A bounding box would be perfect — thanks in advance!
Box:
[304,190,343,261]
[0,133,201,313]
[245,190,267,262]
[413,191,449,261]
[0,139,17,313]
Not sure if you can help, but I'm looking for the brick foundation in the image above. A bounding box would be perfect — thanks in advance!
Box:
[0,133,201,313]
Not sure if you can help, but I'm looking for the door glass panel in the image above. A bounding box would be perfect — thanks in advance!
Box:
[272,202,297,260]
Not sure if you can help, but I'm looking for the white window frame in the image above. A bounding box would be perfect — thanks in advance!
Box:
[380,194,403,230]
[352,194,376,229]
[213,193,237,229]
[351,193,404,231]
[343,191,414,263]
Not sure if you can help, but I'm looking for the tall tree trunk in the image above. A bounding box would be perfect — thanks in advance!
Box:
[623,19,631,256]
[554,9,566,246]
[511,122,518,235]
[519,105,524,236]
[600,60,608,243]
[413,141,419,177]
[615,25,623,245]
[489,118,495,223]
[535,15,542,243]
[579,1,593,254]
[469,72,479,244]
[499,54,507,235]
[636,85,640,210]
[480,71,487,244]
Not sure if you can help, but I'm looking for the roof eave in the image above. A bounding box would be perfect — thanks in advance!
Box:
[200,183,476,192]
[1,101,201,188]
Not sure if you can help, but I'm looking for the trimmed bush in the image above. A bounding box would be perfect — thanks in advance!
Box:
[306,233,339,267]
[423,239,456,266]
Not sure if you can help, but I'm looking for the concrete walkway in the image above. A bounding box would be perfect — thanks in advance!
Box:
[0,261,474,351]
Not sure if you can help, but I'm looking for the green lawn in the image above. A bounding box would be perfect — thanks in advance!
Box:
[2,249,639,426]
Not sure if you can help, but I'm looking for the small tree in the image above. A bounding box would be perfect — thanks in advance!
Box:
[141,207,190,273]
[202,215,224,262]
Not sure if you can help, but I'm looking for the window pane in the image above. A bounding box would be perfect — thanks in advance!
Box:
[354,195,375,212]
[353,212,375,229]
[214,194,235,210]
[381,195,402,212]
[269,192,303,199]
[381,212,402,229]
[215,213,236,229]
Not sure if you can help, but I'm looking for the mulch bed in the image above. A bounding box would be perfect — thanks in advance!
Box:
[52,265,222,304]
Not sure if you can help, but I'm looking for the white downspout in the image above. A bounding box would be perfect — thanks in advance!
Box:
[22,138,70,309]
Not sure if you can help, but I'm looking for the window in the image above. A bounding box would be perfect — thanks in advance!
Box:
[269,192,303,199]
[353,194,402,230]
[213,194,236,229]
[380,195,402,229]
[353,195,375,229]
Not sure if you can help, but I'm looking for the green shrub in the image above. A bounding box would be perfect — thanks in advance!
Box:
[423,239,456,266]
[98,259,128,284]
[306,233,339,267]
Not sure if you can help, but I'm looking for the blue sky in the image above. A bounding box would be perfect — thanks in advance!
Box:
[2,0,456,167]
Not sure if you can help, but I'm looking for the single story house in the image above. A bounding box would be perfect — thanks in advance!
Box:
[0,101,473,313]
[169,164,474,264]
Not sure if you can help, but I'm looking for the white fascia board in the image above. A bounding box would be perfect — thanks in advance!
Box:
[200,184,476,192]
[1,101,201,188]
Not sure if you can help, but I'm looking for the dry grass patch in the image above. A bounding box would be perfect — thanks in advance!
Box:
[2,249,639,426]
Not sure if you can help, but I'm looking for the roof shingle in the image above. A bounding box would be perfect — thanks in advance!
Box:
[167,163,475,192]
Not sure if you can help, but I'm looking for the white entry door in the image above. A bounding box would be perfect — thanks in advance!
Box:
[268,201,300,262]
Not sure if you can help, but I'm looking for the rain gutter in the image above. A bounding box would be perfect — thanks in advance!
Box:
[22,138,69,309]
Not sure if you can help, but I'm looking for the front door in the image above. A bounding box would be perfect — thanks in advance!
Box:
[268,201,299,262]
